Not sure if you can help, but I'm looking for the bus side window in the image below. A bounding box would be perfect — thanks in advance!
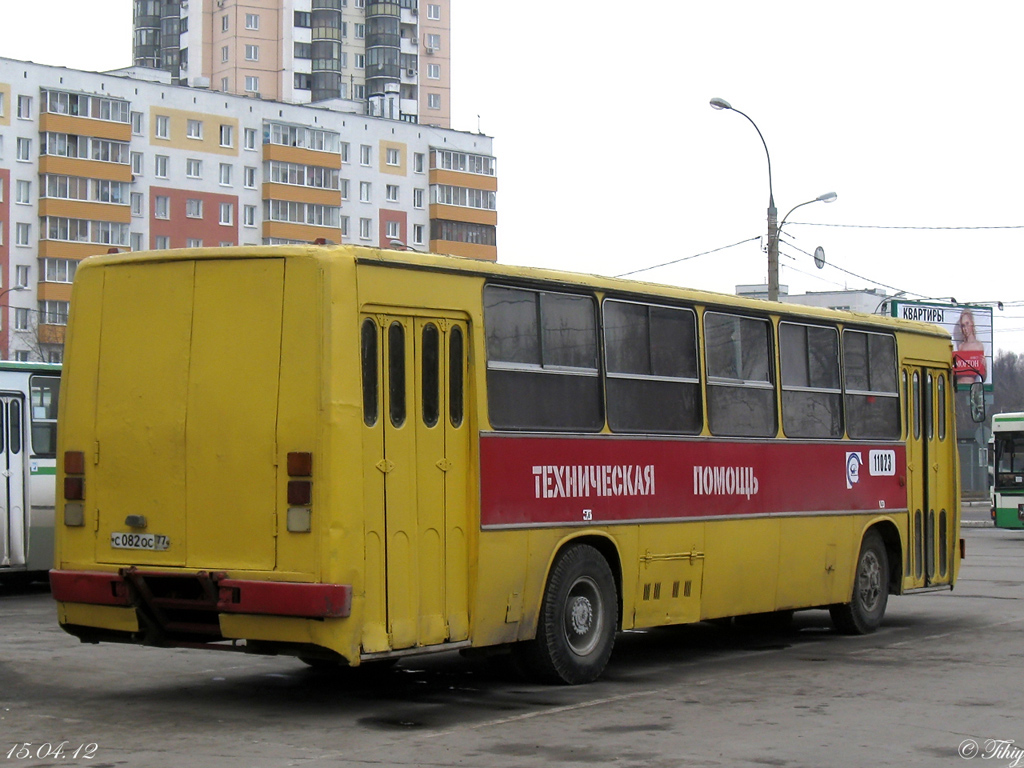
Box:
[449,326,464,428]
[483,285,602,432]
[937,374,946,441]
[9,398,22,455]
[361,318,378,426]
[604,299,701,435]
[843,330,899,440]
[30,375,60,457]
[704,311,776,438]
[389,322,406,428]
[422,323,440,428]
[913,372,921,440]
[779,322,842,438]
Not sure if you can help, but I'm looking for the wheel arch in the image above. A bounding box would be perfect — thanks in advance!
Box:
[863,518,903,596]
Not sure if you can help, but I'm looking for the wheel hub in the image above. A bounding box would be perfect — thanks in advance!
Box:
[570,596,593,635]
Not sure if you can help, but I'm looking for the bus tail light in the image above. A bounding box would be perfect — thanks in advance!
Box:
[64,450,87,527]
[286,452,312,532]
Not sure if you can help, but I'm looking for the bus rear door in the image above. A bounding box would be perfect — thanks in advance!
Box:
[361,314,470,653]
[0,393,26,569]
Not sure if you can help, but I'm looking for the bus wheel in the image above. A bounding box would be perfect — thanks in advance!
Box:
[515,544,617,685]
[830,530,889,635]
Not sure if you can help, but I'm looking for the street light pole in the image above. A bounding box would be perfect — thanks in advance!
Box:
[710,98,779,299]
[710,99,836,302]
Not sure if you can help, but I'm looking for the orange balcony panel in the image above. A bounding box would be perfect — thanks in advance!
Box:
[262,220,341,243]
[429,204,497,227]
[38,156,132,183]
[39,199,131,224]
[37,282,74,302]
[430,240,497,262]
[263,143,342,169]
[429,168,498,192]
[38,324,68,345]
[262,183,342,207]
[40,113,132,142]
[38,240,120,260]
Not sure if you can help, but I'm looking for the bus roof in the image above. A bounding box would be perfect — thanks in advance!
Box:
[0,361,62,373]
[77,244,951,340]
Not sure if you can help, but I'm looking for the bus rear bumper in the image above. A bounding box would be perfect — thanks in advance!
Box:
[49,568,353,620]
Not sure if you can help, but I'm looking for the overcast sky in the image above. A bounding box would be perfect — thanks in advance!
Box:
[3,1,1023,353]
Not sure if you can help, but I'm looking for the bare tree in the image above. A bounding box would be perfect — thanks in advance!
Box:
[992,351,1024,414]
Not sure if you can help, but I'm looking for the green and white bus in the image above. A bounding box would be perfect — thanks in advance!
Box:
[992,412,1024,529]
[0,362,61,582]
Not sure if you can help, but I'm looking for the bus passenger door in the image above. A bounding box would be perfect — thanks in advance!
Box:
[906,367,955,588]
[0,394,27,569]
[361,314,470,653]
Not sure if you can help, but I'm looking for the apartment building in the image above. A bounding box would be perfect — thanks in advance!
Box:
[0,57,496,361]
[133,0,452,127]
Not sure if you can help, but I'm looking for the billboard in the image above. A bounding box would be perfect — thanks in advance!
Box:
[891,301,993,390]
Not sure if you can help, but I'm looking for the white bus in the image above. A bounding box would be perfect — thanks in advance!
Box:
[992,412,1024,529]
[0,362,61,582]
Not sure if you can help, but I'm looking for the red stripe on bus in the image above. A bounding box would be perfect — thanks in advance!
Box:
[480,434,907,528]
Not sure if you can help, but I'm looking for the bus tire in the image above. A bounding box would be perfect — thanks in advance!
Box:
[515,544,617,685]
[830,530,889,635]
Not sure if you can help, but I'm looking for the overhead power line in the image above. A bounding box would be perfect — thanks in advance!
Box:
[615,236,760,278]
[789,222,1024,231]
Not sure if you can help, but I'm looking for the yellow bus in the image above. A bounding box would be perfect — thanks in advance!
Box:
[51,245,960,684]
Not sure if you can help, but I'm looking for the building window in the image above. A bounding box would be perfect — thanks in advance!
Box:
[427,4,441,20]
[412,224,424,245]
[294,73,312,90]
[428,63,440,80]
[16,137,31,161]
[243,205,257,227]
[386,220,400,239]
[244,127,257,150]
[386,147,400,166]
[130,232,143,251]
[341,216,349,238]
[221,77,230,92]
[294,11,311,27]
[340,178,349,200]
[187,119,203,139]
[17,95,32,119]
[15,223,30,246]
[354,23,365,38]
[131,151,144,175]
[38,300,70,326]
[245,76,260,93]
[155,154,169,178]
[219,202,234,225]
[359,217,371,240]
[360,181,371,202]
[386,184,399,203]
[341,142,350,163]
[244,166,257,188]
[131,192,144,217]
[354,54,365,70]
[246,13,259,30]
[222,14,229,31]
[221,45,230,63]
[294,42,311,59]
[186,158,202,178]
[219,124,234,148]
[15,180,30,205]
[131,111,144,135]
[426,33,441,51]
[414,153,425,173]
[353,84,365,99]
[154,196,170,219]
[219,163,232,186]
[154,235,170,249]
[186,199,204,219]
[155,114,170,139]
[360,144,372,166]
[413,188,424,208]
[15,265,29,288]
[428,93,441,110]
[15,308,29,331]
[42,258,78,284]
[245,45,259,62]
[187,238,203,248]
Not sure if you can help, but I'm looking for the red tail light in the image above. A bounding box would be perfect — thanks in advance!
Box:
[65,451,85,475]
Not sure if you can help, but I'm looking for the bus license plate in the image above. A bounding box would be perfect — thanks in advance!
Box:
[111,532,170,551]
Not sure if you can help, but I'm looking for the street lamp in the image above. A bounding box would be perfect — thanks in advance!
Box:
[0,285,28,303]
[710,98,835,301]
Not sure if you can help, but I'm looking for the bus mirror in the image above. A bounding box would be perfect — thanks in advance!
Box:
[970,381,986,423]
